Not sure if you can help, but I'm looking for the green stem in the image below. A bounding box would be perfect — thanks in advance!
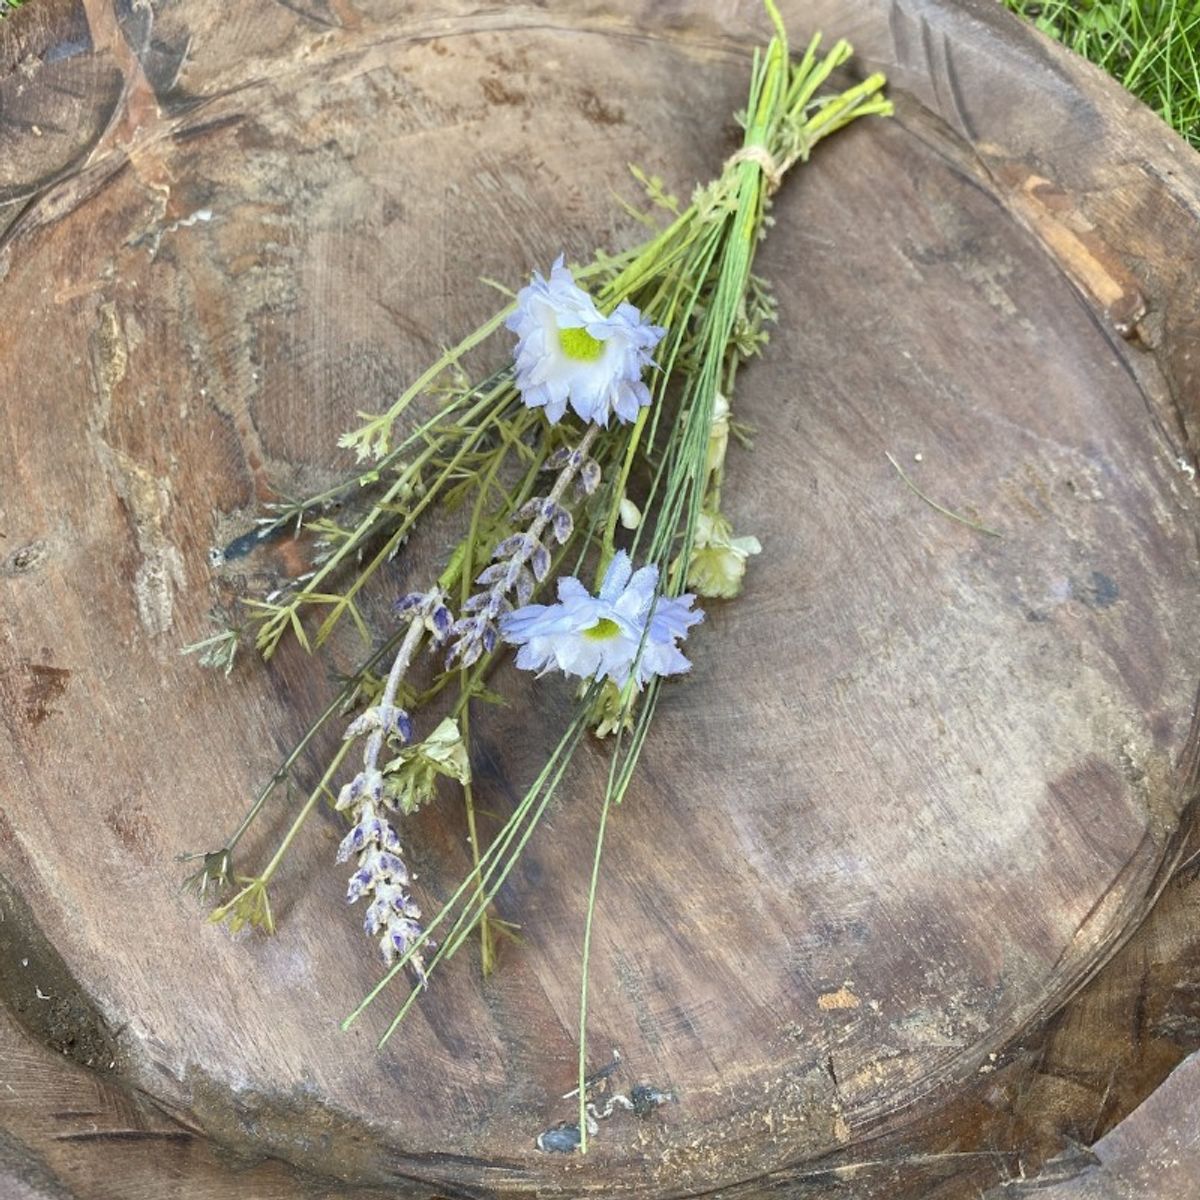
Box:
[596,407,649,582]
[210,738,355,929]
[257,739,353,883]
[227,629,408,851]
[576,781,616,1152]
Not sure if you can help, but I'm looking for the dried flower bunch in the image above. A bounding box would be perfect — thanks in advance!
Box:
[184,2,890,1149]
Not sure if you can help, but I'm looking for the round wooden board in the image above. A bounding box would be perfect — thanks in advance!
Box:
[2,1,1200,1196]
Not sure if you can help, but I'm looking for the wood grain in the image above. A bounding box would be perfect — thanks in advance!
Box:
[981,1051,1200,1200]
[2,0,1199,1196]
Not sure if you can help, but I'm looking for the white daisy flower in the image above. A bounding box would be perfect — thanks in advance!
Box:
[506,256,665,426]
[499,550,702,688]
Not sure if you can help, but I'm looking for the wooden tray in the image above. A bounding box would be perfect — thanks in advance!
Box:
[3,1,1199,1196]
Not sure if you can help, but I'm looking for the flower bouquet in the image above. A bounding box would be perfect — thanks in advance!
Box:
[184,1,891,1151]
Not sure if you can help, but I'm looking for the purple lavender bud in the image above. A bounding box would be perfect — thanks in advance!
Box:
[518,496,544,521]
[579,458,602,495]
[391,918,423,947]
[347,867,373,902]
[530,541,551,581]
[336,824,366,863]
[431,605,453,640]
[515,567,535,606]
[545,447,572,470]
[364,769,384,804]
[364,901,385,937]
[568,449,584,468]
[375,852,409,882]
[475,562,510,587]
[343,711,377,740]
[458,637,484,669]
[462,593,492,614]
[551,506,573,545]
[482,625,497,654]
[364,817,400,853]
[493,533,530,561]
[384,709,413,742]
[394,592,424,614]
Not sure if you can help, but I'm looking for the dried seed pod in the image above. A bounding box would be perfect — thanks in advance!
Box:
[578,457,602,495]
[491,533,529,561]
[474,561,511,587]
[552,505,574,544]
[515,566,536,606]
[530,541,552,581]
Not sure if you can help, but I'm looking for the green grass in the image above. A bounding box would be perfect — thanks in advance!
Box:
[1004,0,1200,149]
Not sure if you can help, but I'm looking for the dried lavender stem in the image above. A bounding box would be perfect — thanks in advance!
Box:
[336,603,447,977]
[448,424,601,668]
[502,423,599,594]
[363,615,426,776]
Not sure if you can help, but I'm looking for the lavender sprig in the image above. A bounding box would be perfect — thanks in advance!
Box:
[336,588,452,981]
[447,424,602,668]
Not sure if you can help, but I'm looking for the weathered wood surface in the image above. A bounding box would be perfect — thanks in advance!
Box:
[2,0,1200,1196]
[8,837,1200,1200]
[980,1050,1200,1200]
[0,875,399,1200]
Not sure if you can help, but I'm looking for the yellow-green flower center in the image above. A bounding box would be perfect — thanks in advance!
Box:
[558,325,605,362]
[583,617,621,641]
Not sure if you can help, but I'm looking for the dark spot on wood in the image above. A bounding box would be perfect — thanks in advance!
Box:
[43,38,92,65]
[3,540,50,575]
[1151,710,1173,746]
[481,77,525,107]
[578,87,625,127]
[382,196,406,225]
[104,802,149,859]
[1073,571,1120,609]
[9,662,71,728]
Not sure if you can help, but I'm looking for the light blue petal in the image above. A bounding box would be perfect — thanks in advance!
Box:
[600,550,633,602]
[557,575,589,602]
[650,594,703,640]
